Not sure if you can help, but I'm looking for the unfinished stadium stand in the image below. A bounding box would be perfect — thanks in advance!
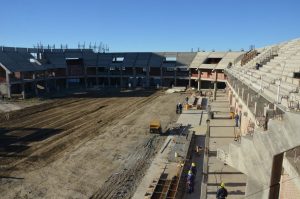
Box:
[217,38,300,198]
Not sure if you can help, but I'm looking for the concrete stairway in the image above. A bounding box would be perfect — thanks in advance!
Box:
[217,112,300,197]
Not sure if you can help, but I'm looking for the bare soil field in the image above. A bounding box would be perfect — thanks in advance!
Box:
[0,90,184,199]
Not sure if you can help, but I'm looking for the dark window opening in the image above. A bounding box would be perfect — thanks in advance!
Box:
[166,67,175,71]
[294,72,300,79]
[66,58,84,76]
[203,58,222,64]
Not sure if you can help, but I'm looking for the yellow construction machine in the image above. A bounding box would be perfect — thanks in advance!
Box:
[149,119,162,134]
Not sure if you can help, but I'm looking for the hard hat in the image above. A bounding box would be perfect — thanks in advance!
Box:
[188,170,192,175]
[192,162,196,167]
[220,182,225,187]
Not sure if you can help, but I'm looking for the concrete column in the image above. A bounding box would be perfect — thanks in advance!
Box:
[96,67,99,87]
[174,68,177,87]
[65,68,69,89]
[160,67,163,87]
[33,73,38,96]
[21,72,25,99]
[54,79,57,91]
[254,102,257,116]
[197,68,201,91]
[188,69,191,88]
[276,80,281,104]
[242,88,244,100]
[247,93,250,106]
[44,72,49,93]
[84,65,87,89]
[213,71,217,100]
[21,83,25,99]
[132,67,136,88]
[146,67,150,88]
[108,68,111,87]
[120,67,123,88]
[6,71,11,99]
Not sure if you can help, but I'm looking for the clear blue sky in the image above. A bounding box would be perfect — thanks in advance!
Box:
[0,0,299,52]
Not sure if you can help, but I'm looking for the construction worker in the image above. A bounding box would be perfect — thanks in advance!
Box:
[186,170,194,194]
[216,182,228,199]
[234,112,239,127]
[176,102,183,114]
[185,96,189,104]
[178,102,182,114]
[190,162,197,175]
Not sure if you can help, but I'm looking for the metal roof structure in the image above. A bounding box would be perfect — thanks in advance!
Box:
[0,47,245,72]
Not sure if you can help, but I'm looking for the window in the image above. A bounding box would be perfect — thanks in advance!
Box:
[294,72,300,79]
[164,57,176,63]
[203,58,222,64]
[166,67,175,71]
[112,56,124,63]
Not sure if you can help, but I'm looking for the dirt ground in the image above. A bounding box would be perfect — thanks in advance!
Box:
[0,90,184,199]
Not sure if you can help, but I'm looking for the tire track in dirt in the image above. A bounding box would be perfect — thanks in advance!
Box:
[0,98,83,124]
[0,93,161,172]
[1,98,103,128]
[89,93,184,199]
[90,135,164,199]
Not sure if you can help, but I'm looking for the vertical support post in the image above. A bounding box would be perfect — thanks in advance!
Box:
[254,102,257,116]
[174,67,177,87]
[6,71,11,99]
[96,67,99,87]
[44,71,49,93]
[213,70,217,100]
[54,79,57,91]
[146,66,150,88]
[108,67,111,87]
[84,65,87,89]
[120,66,123,89]
[33,73,38,96]
[247,93,250,107]
[21,72,25,99]
[21,83,25,99]
[133,67,137,88]
[242,88,244,100]
[65,66,69,89]
[188,68,191,88]
[197,68,201,91]
[160,66,163,87]
[276,79,281,104]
